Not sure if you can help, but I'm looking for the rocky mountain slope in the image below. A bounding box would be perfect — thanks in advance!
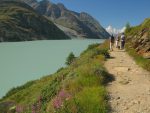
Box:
[125,18,150,59]
[0,0,70,42]
[22,0,110,39]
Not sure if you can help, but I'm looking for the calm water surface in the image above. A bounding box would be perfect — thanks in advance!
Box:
[0,39,104,98]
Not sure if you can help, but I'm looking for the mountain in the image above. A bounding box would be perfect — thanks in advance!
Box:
[125,18,150,59]
[106,25,126,35]
[0,0,70,42]
[22,0,110,39]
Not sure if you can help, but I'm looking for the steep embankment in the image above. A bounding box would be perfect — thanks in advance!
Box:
[22,0,110,39]
[125,18,150,71]
[0,42,113,113]
[0,0,70,42]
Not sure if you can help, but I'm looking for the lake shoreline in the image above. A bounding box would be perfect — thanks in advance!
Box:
[0,39,105,98]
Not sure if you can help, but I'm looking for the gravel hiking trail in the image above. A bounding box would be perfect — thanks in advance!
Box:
[105,49,150,113]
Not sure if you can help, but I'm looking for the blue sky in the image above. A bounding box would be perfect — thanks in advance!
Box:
[47,0,150,29]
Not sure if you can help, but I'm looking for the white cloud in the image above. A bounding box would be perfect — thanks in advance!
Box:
[106,25,126,35]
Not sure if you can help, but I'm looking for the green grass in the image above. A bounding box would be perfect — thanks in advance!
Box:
[125,43,150,71]
[125,18,150,36]
[0,41,113,113]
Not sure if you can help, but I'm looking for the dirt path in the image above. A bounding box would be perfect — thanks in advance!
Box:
[105,49,150,113]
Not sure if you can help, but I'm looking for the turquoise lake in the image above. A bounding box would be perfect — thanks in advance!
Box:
[0,39,104,98]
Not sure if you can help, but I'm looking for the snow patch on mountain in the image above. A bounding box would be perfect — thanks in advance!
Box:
[106,26,126,35]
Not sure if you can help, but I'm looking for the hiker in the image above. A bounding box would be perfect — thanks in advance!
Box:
[110,34,115,51]
[120,33,125,49]
[115,34,119,48]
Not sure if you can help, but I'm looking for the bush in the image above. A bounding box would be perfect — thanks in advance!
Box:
[65,52,76,65]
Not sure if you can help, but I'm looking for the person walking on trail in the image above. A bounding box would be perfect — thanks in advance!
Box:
[110,34,115,51]
[115,34,119,48]
[120,33,125,49]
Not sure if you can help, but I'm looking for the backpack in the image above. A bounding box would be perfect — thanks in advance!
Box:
[110,35,114,42]
[121,35,125,41]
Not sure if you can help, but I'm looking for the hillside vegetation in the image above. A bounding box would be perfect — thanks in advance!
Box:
[0,41,113,113]
[125,18,150,71]
[0,0,70,42]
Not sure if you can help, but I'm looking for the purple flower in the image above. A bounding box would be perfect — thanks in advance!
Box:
[59,90,71,100]
[31,104,36,113]
[53,89,71,110]
[37,96,42,112]
[16,105,23,113]
[53,97,62,109]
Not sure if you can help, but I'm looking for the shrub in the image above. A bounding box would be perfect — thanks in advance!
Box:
[65,52,76,65]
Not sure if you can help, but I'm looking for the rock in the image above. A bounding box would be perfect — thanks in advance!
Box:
[117,97,120,100]
[128,68,131,71]
[138,101,140,104]
[132,100,140,105]
[114,67,131,72]
[116,101,119,105]
[119,80,130,85]
[123,106,129,110]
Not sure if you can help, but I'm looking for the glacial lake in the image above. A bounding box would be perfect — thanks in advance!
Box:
[0,39,104,98]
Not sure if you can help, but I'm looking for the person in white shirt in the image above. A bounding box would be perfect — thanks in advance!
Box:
[115,34,119,48]
[120,33,125,49]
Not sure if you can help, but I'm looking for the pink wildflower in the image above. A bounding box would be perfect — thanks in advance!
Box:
[31,104,36,113]
[16,105,23,113]
[53,89,71,110]
[53,97,62,109]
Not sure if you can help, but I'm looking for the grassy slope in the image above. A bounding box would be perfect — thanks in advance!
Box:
[0,0,70,42]
[125,18,150,71]
[0,41,113,113]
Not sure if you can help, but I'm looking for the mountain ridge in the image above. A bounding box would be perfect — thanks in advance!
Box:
[22,0,110,39]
